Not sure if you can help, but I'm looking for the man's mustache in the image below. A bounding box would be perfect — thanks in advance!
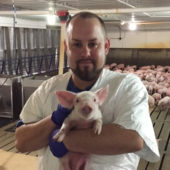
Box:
[77,59,95,65]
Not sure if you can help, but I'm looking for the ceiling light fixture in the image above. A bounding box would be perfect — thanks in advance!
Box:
[129,22,137,31]
[128,14,137,31]
[49,7,53,11]
[120,21,125,25]
[47,14,56,25]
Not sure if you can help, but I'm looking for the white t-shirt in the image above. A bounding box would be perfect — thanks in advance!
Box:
[20,69,160,170]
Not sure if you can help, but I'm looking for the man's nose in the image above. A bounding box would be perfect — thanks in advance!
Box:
[81,45,90,57]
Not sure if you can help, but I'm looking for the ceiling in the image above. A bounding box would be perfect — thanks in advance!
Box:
[0,0,170,30]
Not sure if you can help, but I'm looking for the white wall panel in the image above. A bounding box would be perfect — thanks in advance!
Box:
[109,30,170,48]
[123,32,146,48]
[146,31,170,48]
[0,16,47,29]
[108,31,123,48]
[1,17,170,49]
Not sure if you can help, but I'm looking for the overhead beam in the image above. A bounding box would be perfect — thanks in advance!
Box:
[69,7,170,15]
[0,7,170,16]
[0,10,50,15]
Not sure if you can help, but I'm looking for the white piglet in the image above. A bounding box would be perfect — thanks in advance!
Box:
[53,85,109,142]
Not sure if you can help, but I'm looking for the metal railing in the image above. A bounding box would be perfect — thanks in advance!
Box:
[0,54,59,76]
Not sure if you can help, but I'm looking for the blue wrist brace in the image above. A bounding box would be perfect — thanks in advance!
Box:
[16,120,24,128]
[49,128,68,158]
[51,104,72,127]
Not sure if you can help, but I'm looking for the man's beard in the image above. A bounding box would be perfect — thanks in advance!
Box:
[71,59,103,81]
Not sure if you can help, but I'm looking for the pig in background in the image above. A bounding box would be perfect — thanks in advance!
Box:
[158,96,170,110]
[104,63,170,110]
[53,85,109,170]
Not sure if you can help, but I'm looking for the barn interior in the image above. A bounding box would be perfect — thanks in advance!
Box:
[0,1,170,170]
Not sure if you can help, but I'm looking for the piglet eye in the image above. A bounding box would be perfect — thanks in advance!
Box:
[76,98,80,103]
[94,98,97,102]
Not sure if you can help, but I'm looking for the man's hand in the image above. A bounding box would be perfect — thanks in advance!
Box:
[60,152,88,170]
[15,116,56,152]
[51,104,72,127]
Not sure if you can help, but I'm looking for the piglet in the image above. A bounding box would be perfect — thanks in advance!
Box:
[53,86,109,170]
[158,96,170,110]
[53,85,109,142]
[148,95,155,108]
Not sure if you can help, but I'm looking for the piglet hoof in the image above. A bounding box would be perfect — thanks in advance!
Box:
[94,125,102,135]
[53,131,66,142]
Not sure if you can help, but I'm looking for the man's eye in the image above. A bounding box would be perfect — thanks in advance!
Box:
[73,43,82,48]
[88,42,97,48]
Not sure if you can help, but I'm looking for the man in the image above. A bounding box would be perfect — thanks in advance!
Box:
[15,12,160,170]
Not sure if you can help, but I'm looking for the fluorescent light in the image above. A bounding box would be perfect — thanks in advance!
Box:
[49,7,53,11]
[128,14,137,31]
[47,14,56,25]
[128,22,137,30]
[121,21,125,25]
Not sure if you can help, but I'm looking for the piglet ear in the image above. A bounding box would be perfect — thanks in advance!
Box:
[95,85,109,105]
[56,91,76,109]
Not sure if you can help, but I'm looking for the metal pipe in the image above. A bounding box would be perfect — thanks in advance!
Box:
[0,7,170,15]
[117,0,136,9]
[69,7,170,15]
[0,10,50,15]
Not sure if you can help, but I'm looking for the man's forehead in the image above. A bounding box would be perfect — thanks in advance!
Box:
[66,17,100,32]
[66,19,102,36]
[66,22,73,33]
[71,38,97,42]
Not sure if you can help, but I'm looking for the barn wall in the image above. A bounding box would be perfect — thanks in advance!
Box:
[106,25,170,66]
[107,29,170,49]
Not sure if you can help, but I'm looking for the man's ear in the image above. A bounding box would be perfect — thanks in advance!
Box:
[105,38,110,55]
[64,40,67,52]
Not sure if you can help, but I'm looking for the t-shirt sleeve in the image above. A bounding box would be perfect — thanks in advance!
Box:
[20,80,48,123]
[19,80,53,156]
[113,74,160,162]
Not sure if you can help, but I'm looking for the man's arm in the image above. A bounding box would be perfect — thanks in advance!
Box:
[15,116,56,153]
[63,123,144,155]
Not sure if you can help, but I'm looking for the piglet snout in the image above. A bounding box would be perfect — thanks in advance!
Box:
[81,105,92,116]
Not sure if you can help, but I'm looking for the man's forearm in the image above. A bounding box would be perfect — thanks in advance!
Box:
[15,116,56,152]
[63,123,144,155]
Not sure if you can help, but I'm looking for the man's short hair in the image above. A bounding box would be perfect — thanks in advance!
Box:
[66,11,106,38]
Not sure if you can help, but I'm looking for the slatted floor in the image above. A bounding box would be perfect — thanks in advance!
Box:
[138,107,170,170]
[0,120,38,157]
[0,107,170,170]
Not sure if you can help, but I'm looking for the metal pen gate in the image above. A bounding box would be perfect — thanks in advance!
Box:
[0,26,63,118]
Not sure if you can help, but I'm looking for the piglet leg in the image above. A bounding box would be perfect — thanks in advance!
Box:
[53,117,71,142]
[60,152,88,170]
[93,118,103,135]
